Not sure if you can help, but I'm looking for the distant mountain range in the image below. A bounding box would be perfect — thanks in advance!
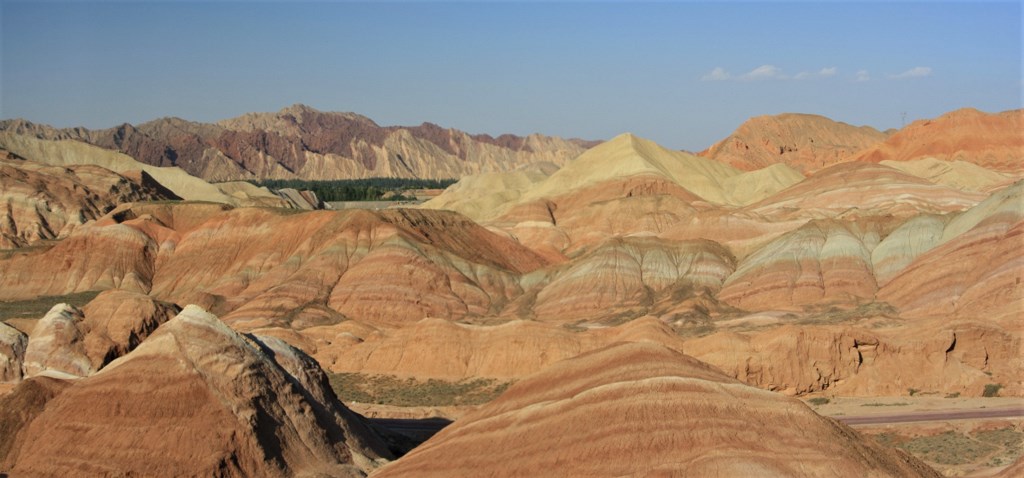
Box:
[0,104,597,182]
[1,106,1019,182]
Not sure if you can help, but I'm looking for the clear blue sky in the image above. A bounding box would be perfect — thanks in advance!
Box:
[2,1,1021,150]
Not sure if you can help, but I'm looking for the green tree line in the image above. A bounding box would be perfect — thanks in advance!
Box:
[246,178,457,202]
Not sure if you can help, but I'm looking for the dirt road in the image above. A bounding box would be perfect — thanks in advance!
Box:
[833,406,1024,426]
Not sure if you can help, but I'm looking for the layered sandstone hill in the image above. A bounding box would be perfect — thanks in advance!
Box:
[0,131,288,207]
[301,316,683,380]
[0,104,595,181]
[19,291,180,380]
[744,161,987,221]
[880,157,1015,193]
[423,132,805,223]
[528,236,736,322]
[1,155,1013,332]
[717,219,880,310]
[721,180,1020,311]
[422,132,808,264]
[0,153,176,248]
[852,108,1024,172]
[4,305,393,477]
[698,113,889,173]
[373,342,938,477]
[878,181,1024,322]
[0,203,551,329]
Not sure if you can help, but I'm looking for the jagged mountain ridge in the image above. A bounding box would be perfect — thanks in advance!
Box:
[0,104,597,181]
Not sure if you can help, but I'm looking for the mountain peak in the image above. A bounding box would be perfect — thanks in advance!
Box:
[280,103,321,115]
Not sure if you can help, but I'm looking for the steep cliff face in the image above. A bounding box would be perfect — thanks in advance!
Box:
[684,319,1022,397]
[0,104,595,181]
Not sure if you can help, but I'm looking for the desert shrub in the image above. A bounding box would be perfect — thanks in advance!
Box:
[807,397,830,406]
[983,383,1003,397]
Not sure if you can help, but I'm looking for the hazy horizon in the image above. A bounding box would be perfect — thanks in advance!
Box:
[2,1,1021,151]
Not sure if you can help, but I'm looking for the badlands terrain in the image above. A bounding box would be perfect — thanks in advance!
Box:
[0,106,1021,476]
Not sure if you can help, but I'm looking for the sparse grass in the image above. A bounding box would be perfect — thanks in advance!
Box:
[675,323,716,338]
[795,302,899,325]
[862,402,910,407]
[983,383,1003,397]
[900,431,997,465]
[870,427,1024,469]
[0,290,101,321]
[0,242,58,260]
[978,428,1024,466]
[807,397,830,406]
[975,427,1024,450]
[328,373,512,407]
[945,392,961,399]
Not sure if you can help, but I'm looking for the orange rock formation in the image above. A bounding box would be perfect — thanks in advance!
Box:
[373,342,939,477]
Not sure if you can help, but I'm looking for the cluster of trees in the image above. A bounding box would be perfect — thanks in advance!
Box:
[248,178,457,202]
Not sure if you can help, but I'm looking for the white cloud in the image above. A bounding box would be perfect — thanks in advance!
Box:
[856,70,871,82]
[704,65,840,82]
[795,67,838,80]
[741,64,787,80]
[701,67,732,81]
[888,66,932,79]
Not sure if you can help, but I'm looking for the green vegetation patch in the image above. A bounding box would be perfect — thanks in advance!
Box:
[807,397,830,406]
[900,431,997,465]
[975,427,1024,452]
[983,383,1003,397]
[0,290,102,322]
[796,301,900,325]
[978,427,1024,466]
[248,178,457,202]
[328,372,511,407]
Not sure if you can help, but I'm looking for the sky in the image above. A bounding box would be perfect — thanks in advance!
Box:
[1,1,1021,151]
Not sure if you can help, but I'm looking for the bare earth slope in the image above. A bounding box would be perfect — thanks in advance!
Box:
[698,113,889,173]
[373,342,938,477]
[852,108,1023,172]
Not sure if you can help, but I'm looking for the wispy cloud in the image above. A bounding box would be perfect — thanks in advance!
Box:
[741,64,787,80]
[701,67,732,81]
[888,66,932,79]
[856,70,871,82]
[794,67,837,80]
[702,65,839,82]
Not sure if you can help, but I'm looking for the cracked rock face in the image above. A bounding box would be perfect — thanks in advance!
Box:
[0,322,27,383]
